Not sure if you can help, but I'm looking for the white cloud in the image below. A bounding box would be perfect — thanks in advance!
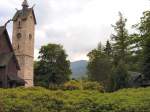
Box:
[0,0,150,61]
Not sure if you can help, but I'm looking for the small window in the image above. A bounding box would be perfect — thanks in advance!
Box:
[17,33,22,39]
[29,34,32,40]
[18,44,19,49]
[18,21,21,29]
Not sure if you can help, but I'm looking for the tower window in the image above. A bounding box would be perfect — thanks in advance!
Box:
[18,21,21,29]
[29,34,32,40]
[18,44,19,49]
[17,33,22,39]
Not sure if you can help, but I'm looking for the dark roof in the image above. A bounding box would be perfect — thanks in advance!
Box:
[0,26,6,35]
[128,71,142,82]
[0,26,20,69]
[13,8,36,24]
[0,53,13,67]
[8,74,25,84]
[0,52,20,69]
[0,26,13,52]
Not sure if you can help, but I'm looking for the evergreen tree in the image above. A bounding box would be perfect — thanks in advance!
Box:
[109,61,129,91]
[87,43,112,87]
[104,40,112,57]
[109,12,130,91]
[138,11,150,79]
[111,12,129,65]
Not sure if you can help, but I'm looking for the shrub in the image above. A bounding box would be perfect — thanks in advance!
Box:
[63,80,81,90]
[82,81,104,92]
[0,87,150,111]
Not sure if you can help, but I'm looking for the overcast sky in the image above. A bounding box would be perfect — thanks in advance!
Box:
[0,0,149,61]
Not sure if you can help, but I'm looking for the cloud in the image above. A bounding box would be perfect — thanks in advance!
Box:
[0,0,150,61]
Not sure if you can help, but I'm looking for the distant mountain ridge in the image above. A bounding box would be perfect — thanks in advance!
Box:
[71,60,88,79]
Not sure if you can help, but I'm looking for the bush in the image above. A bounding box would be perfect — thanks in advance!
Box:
[63,80,81,90]
[0,87,150,111]
[82,81,104,92]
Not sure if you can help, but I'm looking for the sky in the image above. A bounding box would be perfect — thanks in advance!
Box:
[0,0,149,62]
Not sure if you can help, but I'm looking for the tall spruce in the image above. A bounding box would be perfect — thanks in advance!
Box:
[138,11,150,80]
[111,12,129,65]
[104,40,112,57]
[109,12,130,91]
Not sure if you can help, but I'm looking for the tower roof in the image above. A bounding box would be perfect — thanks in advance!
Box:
[22,0,29,8]
[13,8,37,24]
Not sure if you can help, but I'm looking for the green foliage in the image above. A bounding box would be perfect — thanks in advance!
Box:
[82,81,104,92]
[63,80,81,90]
[109,61,129,91]
[111,12,130,65]
[1,87,150,112]
[87,44,112,87]
[137,11,150,80]
[34,43,71,87]
[104,40,112,57]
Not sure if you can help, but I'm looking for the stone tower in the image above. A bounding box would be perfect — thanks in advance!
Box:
[12,0,36,87]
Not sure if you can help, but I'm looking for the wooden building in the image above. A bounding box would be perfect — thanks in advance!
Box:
[0,26,25,88]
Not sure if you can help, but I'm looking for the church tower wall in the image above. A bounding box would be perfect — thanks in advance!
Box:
[12,0,36,87]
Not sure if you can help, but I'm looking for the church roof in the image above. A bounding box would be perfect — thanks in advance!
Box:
[8,74,25,84]
[0,53,13,67]
[13,8,37,24]
[0,52,20,69]
[0,26,13,52]
[0,26,5,35]
[0,26,20,69]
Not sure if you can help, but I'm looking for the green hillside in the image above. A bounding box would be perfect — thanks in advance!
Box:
[0,87,150,112]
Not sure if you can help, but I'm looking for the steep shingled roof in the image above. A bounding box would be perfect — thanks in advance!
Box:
[0,26,20,69]
[0,53,13,67]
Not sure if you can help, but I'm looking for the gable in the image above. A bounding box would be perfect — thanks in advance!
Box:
[0,26,20,69]
[0,26,13,53]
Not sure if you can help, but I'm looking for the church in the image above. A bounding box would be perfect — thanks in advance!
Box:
[0,0,36,88]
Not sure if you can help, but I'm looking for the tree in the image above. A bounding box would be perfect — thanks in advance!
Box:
[109,60,129,91]
[111,12,129,65]
[104,40,112,57]
[127,34,143,72]
[87,43,112,87]
[34,44,71,87]
[108,12,130,91]
[138,11,150,80]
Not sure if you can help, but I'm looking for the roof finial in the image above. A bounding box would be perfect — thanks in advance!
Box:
[22,0,29,8]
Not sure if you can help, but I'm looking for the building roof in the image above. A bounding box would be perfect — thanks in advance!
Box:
[0,53,13,67]
[0,26,20,69]
[8,74,25,85]
[13,8,37,24]
[0,53,20,69]
[0,26,5,35]
[0,26,13,52]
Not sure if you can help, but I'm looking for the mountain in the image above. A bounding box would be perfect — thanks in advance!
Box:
[71,60,88,79]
